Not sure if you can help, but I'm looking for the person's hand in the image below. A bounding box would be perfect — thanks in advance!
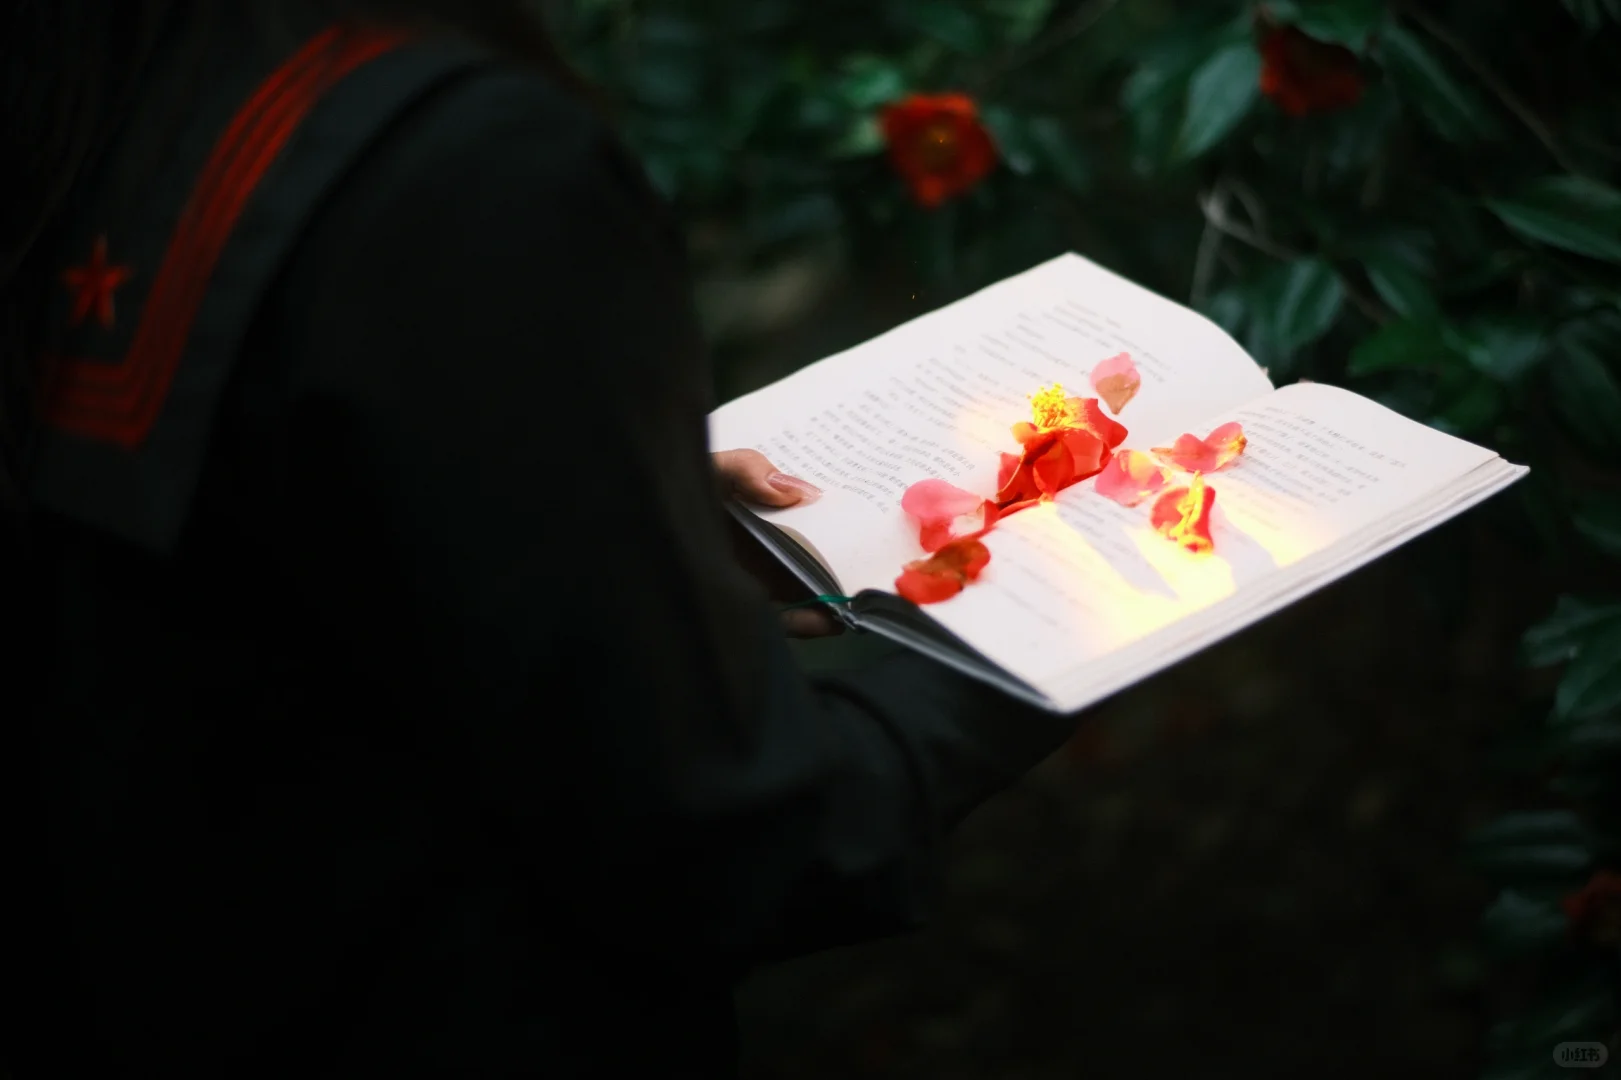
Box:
[713,449,843,638]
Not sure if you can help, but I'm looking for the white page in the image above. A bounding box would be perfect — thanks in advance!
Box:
[1045,456,1526,712]
[708,253,1273,593]
[916,383,1504,691]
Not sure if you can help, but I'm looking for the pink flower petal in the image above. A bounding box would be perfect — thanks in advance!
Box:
[901,478,984,521]
[903,478,996,553]
[1094,449,1173,507]
[1089,352,1141,415]
[1151,422,1247,473]
[1068,397,1129,449]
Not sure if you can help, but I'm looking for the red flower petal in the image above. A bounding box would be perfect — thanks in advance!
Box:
[1150,474,1216,555]
[1068,397,1129,450]
[1089,352,1141,415]
[1011,420,1042,445]
[1094,449,1173,507]
[879,93,999,209]
[997,451,1021,490]
[1259,26,1364,117]
[894,536,992,605]
[1151,421,1247,473]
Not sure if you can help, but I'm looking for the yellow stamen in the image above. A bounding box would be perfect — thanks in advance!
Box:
[1029,384,1071,430]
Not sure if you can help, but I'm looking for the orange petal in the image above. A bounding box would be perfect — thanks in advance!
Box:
[1089,352,1141,415]
[1151,421,1247,473]
[1011,420,1041,445]
[1150,474,1216,554]
[1058,427,1108,480]
[1094,449,1172,507]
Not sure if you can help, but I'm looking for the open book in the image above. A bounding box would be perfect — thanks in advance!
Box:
[709,253,1528,715]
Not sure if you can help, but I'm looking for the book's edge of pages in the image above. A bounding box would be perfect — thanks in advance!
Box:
[1043,458,1529,714]
[726,503,859,629]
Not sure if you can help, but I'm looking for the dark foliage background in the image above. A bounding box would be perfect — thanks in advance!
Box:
[541,1,1621,1075]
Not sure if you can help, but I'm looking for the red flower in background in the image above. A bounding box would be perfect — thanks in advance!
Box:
[880,93,998,208]
[1562,871,1621,947]
[895,535,992,605]
[1259,26,1364,117]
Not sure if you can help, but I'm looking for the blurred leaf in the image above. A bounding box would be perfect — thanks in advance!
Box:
[1380,26,1500,143]
[985,0,1057,45]
[1272,258,1345,350]
[980,106,1035,174]
[1199,287,1248,338]
[1361,251,1438,320]
[833,56,908,109]
[1347,319,1450,376]
[891,1,989,54]
[1488,979,1615,1052]
[750,191,843,247]
[1121,29,1214,169]
[1468,842,1592,880]
[1470,810,1592,849]
[828,114,885,158]
[1176,40,1263,160]
[1551,316,1621,455]
[1266,0,1388,48]
[1435,377,1504,436]
[1444,316,1549,383]
[1026,117,1091,193]
[1556,616,1621,720]
[1562,0,1621,32]
[1480,889,1572,956]
[1522,595,1621,668]
[1574,499,1621,558]
[1485,176,1621,264]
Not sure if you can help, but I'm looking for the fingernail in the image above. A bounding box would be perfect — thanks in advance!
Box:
[768,473,822,502]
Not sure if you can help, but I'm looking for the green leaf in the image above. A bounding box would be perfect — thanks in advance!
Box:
[1380,26,1499,143]
[1468,843,1592,880]
[1551,316,1621,455]
[1361,251,1438,320]
[1347,319,1449,376]
[1444,316,1548,383]
[1272,258,1345,351]
[1556,617,1621,720]
[1574,500,1621,558]
[828,114,885,158]
[1522,595,1621,668]
[892,1,988,54]
[1434,378,1504,437]
[1026,118,1090,193]
[1484,176,1621,264]
[1563,0,1621,31]
[1470,810,1591,849]
[1479,889,1572,956]
[1265,0,1388,48]
[1176,41,1262,160]
[833,56,908,110]
[1199,287,1248,339]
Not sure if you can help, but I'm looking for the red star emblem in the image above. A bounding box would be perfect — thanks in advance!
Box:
[62,236,134,330]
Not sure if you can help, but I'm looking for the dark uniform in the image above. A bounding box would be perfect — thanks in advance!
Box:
[7,12,1080,1077]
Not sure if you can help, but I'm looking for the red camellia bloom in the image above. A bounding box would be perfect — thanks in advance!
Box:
[895,535,992,605]
[879,93,998,209]
[995,385,1126,512]
[1562,871,1621,947]
[1259,25,1364,117]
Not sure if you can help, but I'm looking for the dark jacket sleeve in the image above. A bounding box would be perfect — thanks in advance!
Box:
[257,67,1081,973]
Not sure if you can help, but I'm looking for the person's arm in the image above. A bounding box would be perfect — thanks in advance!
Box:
[266,68,1080,973]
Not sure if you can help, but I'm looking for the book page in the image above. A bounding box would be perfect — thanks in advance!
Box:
[709,253,1273,592]
[916,382,1504,691]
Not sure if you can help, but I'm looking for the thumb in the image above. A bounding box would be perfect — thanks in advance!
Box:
[714,449,822,508]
